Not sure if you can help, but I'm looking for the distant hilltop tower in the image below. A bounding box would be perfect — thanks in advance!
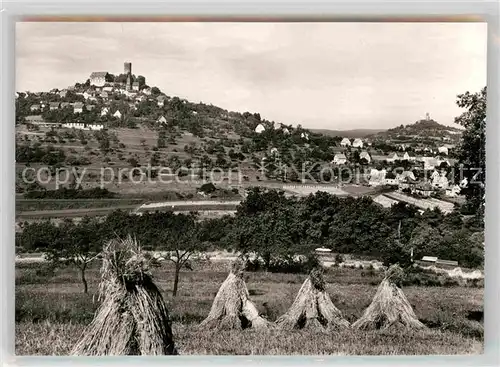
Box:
[124,62,133,91]
[425,112,430,121]
[124,62,132,75]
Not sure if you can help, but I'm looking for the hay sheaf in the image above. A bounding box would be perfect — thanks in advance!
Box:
[199,260,271,330]
[71,236,177,356]
[352,264,426,331]
[276,268,350,331]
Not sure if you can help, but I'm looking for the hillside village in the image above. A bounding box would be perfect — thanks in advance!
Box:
[15,62,466,212]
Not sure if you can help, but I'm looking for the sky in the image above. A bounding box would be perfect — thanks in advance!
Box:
[16,22,487,130]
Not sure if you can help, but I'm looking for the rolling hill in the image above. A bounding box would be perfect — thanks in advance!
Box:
[366,119,463,144]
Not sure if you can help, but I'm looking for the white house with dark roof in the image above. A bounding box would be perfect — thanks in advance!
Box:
[360,151,371,163]
[255,123,265,134]
[30,104,41,112]
[387,152,400,162]
[62,122,104,131]
[157,116,167,125]
[403,151,416,161]
[352,138,363,148]
[396,170,416,183]
[332,153,347,165]
[340,138,351,147]
[432,172,449,189]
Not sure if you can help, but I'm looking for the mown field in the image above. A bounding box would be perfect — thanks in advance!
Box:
[15,261,484,355]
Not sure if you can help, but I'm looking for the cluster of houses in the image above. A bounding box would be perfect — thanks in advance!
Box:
[340,137,365,148]
[20,62,179,131]
[367,167,461,197]
[254,122,310,141]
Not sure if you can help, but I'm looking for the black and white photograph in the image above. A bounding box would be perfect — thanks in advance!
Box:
[14,21,486,356]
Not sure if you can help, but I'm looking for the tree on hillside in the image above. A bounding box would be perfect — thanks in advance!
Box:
[151,87,161,96]
[454,87,486,218]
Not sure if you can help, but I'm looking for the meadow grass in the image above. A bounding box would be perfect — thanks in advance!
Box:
[15,322,482,356]
[15,261,484,355]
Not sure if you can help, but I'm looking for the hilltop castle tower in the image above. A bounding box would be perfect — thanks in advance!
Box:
[124,62,133,91]
[124,62,132,75]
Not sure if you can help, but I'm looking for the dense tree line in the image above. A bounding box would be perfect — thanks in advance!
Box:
[17,189,484,281]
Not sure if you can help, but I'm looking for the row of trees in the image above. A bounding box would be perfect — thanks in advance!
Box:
[17,187,484,295]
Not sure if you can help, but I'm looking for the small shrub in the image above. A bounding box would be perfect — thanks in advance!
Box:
[335,254,344,264]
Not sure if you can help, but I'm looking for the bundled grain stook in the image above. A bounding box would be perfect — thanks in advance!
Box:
[276,268,350,331]
[71,236,177,356]
[352,264,426,331]
[199,260,270,330]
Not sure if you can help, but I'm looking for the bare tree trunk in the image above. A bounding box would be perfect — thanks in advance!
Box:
[172,264,180,297]
[80,266,88,294]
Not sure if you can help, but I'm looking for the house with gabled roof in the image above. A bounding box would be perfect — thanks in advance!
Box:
[360,151,371,163]
[352,138,363,148]
[398,176,418,191]
[157,115,167,125]
[340,137,351,147]
[49,102,60,110]
[100,107,109,116]
[396,170,416,183]
[403,151,416,161]
[387,152,400,162]
[30,104,41,112]
[113,110,122,119]
[255,123,265,134]
[332,153,347,165]
[432,171,449,189]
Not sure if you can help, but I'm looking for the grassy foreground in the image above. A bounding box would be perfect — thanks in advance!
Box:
[15,261,484,355]
[16,322,482,355]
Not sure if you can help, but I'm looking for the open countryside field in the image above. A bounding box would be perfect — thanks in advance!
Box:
[15,261,483,355]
